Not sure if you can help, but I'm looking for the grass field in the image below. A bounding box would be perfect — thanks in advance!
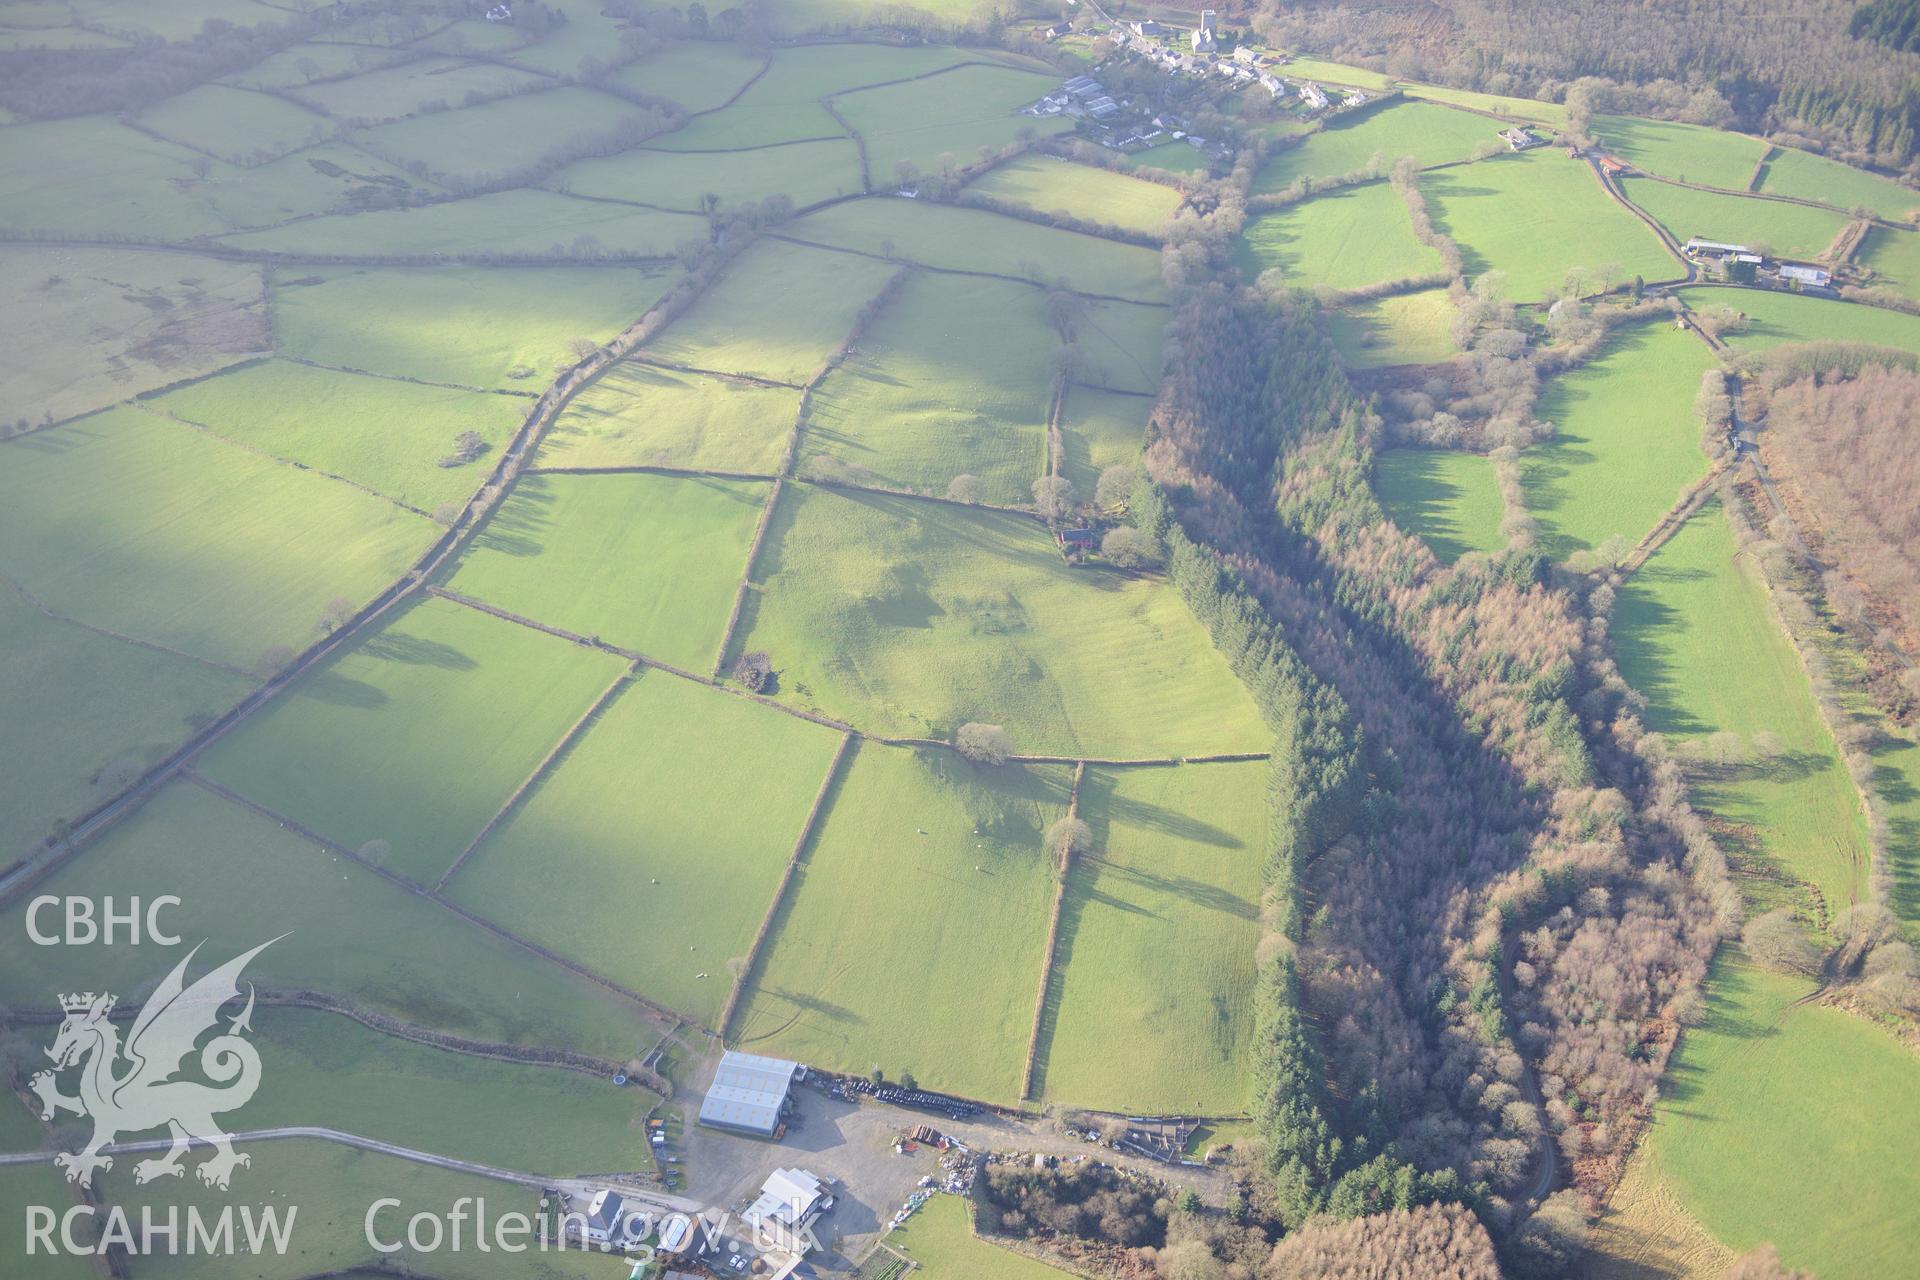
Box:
[198,594,628,884]
[1613,503,1869,917]
[645,237,898,383]
[1034,762,1265,1113]
[1397,80,1566,125]
[537,360,800,472]
[1583,1144,1732,1280]
[0,406,434,669]
[1119,139,1211,175]
[0,1166,94,1280]
[1757,145,1920,222]
[151,360,527,511]
[1374,448,1507,563]
[0,116,231,240]
[355,87,660,187]
[1592,116,1767,190]
[783,198,1167,302]
[886,1195,1074,1278]
[447,671,843,1024]
[734,744,1070,1101]
[0,245,266,424]
[557,137,865,212]
[236,1007,653,1173]
[221,41,405,90]
[0,587,253,861]
[1643,954,1920,1279]
[967,153,1183,236]
[1425,151,1676,298]
[195,139,432,231]
[1076,298,1169,395]
[0,781,650,1056]
[798,271,1053,504]
[97,1140,628,1280]
[1279,56,1394,90]
[610,39,767,113]
[1522,320,1715,560]
[272,264,674,390]
[1623,177,1851,259]
[836,63,1070,182]
[1058,385,1147,498]
[1253,101,1497,192]
[1237,181,1443,292]
[137,83,330,164]
[1857,224,1920,300]
[289,55,550,124]
[657,43,971,150]
[442,471,768,669]
[1679,284,1920,351]
[1325,286,1460,367]
[221,188,709,258]
[732,485,1269,756]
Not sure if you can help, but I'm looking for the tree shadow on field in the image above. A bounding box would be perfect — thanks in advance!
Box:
[299,670,389,710]
[362,630,478,670]
[1097,778,1245,849]
[758,986,867,1027]
[1093,856,1258,921]
[467,476,559,558]
[1610,564,1715,736]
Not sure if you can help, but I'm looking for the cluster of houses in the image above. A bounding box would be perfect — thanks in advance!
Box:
[1683,236,1836,292]
[1098,15,1361,115]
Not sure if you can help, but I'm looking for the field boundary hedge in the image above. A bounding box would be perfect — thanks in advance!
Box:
[1020,759,1084,1101]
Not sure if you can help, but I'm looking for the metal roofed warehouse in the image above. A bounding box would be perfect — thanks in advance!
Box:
[698,1050,802,1137]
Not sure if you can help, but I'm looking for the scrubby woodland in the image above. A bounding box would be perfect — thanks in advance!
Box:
[1757,361,1920,676]
[1245,0,1920,170]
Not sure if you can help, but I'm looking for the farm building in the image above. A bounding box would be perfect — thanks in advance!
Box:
[1299,81,1329,110]
[697,1050,803,1138]
[1778,262,1833,288]
[1044,23,1070,39]
[1684,237,1752,259]
[1499,128,1542,151]
[742,1167,831,1253]
[1130,19,1163,36]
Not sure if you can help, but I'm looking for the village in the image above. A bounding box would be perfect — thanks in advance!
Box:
[544,1049,1228,1279]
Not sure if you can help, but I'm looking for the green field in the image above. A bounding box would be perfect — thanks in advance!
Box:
[537,360,801,473]
[230,1007,652,1173]
[1523,321,1715,560]
[355,87,660,186]
[734,744,1069,1101]
[289,55,550,124]
[1645,955,1920,1279]
[657,42,971,150]
[0,1165,94,1280]
[1593,115,1767,191]
[1119,139,1211,175]
[557,137,865,212]
[732,485,1269,756]
[1325,286,1460,367]
[198,594,628,884]
[837,63,1069,182]
[966,153,1183,235]
[1238,181,1443,292]
[1374,448,1507,563]
[0,245,266,424]
[1680,284,1920,351]
[194,139,431,230]
[1076,298,1169,394]
[783,198,1167,302]
[1614,504,1869,916]
[0,781,650,1057]
[221,41,405,90]
[1058,385,1147,498]
[0,406,434,669]
[1623,177,1850,259]
[221,188,709,258]
[1757,146,1920,222]
[442,471,768,669]
[1857,224,1920,300]
[1253,101,1498,192]
[97,1140,627,1280]
[447,671,844,1024]
[1279,57,1394,91]
[137,83,330,164]
[1426,151,1676,298]
[1398,79,1567,125]
[494,2,632,77]
[886,1194,1074,1278]
[272,264,674,390]
[798,271,1053,504]
[609,39,767,113]
[1035,762,1265,1112]
[151,360,527,512]
[644,237,899,383]
[0,587,253,861]
[0,115,231,240]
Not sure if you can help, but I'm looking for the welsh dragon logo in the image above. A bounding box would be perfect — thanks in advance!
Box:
[29,938,279,1191]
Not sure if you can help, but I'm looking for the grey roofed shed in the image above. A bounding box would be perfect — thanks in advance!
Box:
[698,1050,801,1137]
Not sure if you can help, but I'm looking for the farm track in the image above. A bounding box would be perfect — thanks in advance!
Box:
[1616,458,1734,578]
[1021,761,1085,1101]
